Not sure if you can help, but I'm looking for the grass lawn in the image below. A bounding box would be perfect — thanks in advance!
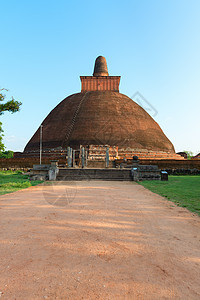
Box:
[139,176,200,216]
[0,170,43,195]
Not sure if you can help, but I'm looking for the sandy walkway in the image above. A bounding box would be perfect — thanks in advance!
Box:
[0,181,200,300]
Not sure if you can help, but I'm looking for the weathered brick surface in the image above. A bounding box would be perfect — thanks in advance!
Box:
[1,158,200,170]
[192,153,200,159]
[80,76,120,92]
[22,56,177,160]
[24,91,175,154]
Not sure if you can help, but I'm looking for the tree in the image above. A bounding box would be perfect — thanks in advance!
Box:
[0,150,14,158]
[0,88,22,151]
[0,88,22,115]
[183,150,194,160]
[0,122,5,151]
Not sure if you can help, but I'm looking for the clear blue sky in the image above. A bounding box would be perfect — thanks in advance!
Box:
[1,0,200,154]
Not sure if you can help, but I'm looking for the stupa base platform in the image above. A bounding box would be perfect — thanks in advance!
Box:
[57,168,133,181]
[56,166,161,181]
[14,146,185,161]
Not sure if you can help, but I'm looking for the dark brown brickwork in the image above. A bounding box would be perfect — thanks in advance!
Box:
[93,56,109,76]
[80,76,120,92]
[16,147,184,161]
[192,153,200,160]
[1,158,200,170]
[87,145,118,161]
[22,56,178,161]
[24,91,175,153]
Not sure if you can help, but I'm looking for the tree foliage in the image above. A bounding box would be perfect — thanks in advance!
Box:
[0,121,5,151]
[0,88,22,115]
[0,88,22,151]
[0,150,14,158]
[184,150,194,160]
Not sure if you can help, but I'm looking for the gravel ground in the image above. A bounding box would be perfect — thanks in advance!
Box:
[0,181,200,300]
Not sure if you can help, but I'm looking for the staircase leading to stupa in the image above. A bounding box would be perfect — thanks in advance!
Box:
[57,168,132,181]
[56,164,162,181]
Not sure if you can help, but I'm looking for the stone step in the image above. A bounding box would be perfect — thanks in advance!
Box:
[57,168,132,181]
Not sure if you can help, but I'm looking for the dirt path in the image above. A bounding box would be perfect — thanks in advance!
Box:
[0,181,200,300]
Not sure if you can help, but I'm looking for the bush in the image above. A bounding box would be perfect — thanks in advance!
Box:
[0,150,14,158]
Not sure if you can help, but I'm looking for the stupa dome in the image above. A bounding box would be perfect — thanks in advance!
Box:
[24,56,175,157]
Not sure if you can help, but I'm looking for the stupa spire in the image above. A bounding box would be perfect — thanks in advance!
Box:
[93,56,109,76]
[80,56,120,92]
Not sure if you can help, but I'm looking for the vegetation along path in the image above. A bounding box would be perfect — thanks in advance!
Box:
[0,181,200,299]
[0,170,42,195]
[139,176,200,216]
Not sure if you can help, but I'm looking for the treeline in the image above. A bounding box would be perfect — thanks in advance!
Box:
[0,150,14,158]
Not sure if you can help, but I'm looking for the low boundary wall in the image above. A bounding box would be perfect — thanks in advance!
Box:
[139,159,200,170]
[0,158,200,171]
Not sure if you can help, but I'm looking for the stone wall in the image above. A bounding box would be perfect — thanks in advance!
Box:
[1,158,200,171]
[139,159,200,170]
[0,158,66,170]
[118,149,184,160]
[15,146,185,161]
[87,145,118,161]
[14,149,68,159]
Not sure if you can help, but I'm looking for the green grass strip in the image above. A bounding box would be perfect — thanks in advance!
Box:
[0,171,43,195]
[138,176,200,216]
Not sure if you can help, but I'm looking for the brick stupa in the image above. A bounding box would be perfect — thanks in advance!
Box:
[22,56,183,160]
